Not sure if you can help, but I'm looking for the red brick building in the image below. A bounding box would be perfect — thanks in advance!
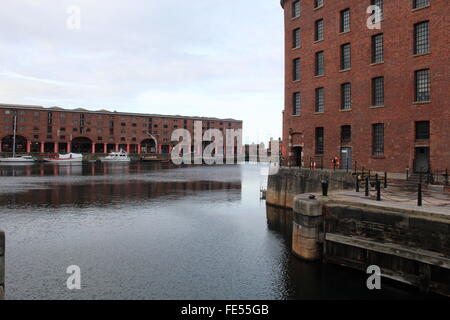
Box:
[281,0,449,173]
[0,103,242,155]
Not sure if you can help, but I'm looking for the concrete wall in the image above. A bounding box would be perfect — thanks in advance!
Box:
[266,167,354,208]
[323,203,450,295]
[0,230,4,300]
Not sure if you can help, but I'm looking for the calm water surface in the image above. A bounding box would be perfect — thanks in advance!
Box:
[0,163,425,299]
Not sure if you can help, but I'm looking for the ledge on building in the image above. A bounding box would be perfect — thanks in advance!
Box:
[339,68,351,73]
[413,52,431,58]
[412,4,431,12]
[339,108,352,112]
[370,61,384,66]
[370,105,385,109]
[412,101,431,105]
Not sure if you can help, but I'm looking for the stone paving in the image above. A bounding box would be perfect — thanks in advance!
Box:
[328,188,450,217]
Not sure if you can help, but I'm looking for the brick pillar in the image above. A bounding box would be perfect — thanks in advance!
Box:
[40,142,44,153]
[115,144,119,152]
[103,143,107,153]
[67,142,71,153]
[91,144,95,154]
[27,142,31,153]
[137,144,141,154]
[158,145,162,154]
[126,144,130,153]
[54,143,58,154]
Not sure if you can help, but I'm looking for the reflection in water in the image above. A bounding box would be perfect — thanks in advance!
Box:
[265,205,428,300]
[0,163,426,300]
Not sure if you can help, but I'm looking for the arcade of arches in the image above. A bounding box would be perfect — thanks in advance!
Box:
[0,136,169,154]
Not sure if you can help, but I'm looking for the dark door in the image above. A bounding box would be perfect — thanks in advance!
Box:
[414,147,429,173]
[292,147,302,167]
[340,147,352,169]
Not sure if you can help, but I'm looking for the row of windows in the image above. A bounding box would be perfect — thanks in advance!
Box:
[313,121,430,155]
[291,0,429,19]
[293,20,429,72]
[292,69,430,115]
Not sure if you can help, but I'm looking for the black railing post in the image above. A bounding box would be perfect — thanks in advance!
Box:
[322,180,329,197]
[356,175,360,192]
[384,172,387,188]
[365,177,369,197]
[406,168,409,181]
[418,183,422,207]
[376,179,381,201]
[346,158,349,173]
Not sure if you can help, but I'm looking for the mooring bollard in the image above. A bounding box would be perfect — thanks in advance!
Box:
[376,180,381,201]
[0,230,4,300]
[418,183,422,206]
[322,180,329,197]
[365,177,369,197]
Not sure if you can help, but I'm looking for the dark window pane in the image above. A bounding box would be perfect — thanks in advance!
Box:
[293,28,301,48]
[372,33,384,63]
[315,19,324,41]
[414,21,429,54]
[315,51,324,76]
[315,88,324,113]
[293,58,301,81]
[292,1,301,18]
[340,9,350,32]
[315,127,324,154]
[293,92,301,115]
[341,43,351,70]
[341,125,351,143]
[341,83,351,110]
[372,123,384,155]
[314,0,323,8]
[413,0,429,9]
[372,77,384,106]
[371,0,384,20]
[415,121,430,140]
[415,69,430,102]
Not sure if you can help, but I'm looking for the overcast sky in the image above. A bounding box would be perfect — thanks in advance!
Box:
[0,0,284,143]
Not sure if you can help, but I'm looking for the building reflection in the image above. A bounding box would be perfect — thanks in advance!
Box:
[0,163,242,207]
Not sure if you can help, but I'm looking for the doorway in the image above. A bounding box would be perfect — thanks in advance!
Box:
[414,147,430,173]
[292,146,302,167]
[340,147,352,170]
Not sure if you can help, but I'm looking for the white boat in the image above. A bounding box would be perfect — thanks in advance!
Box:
[0,112,35,163]
[101,150,131,162]
[0,155,35,163]
[43,153,83,163]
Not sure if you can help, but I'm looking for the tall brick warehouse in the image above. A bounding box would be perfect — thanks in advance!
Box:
[280,0,449,173]
[0,104,242,155]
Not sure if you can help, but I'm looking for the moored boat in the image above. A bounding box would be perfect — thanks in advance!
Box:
[43,153,83,163]
[0,155,35,163]
[101,150,131,162]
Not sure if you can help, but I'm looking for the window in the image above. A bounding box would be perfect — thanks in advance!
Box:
[315,88,324,113]
[341,125,351,143]
[372,123,384,155]
[293,92,301,115]
[415,69,430,102]
[315,51,324,76]
[315,127,324,155]
[415,121,430,140]
[371,0,384,20]
[413,0,429,9]
[341,43,351,70]
[98,137,103,141]
[315,19,324,41]
[293,28,301,48]
[314,0,323,8]
[372,77,384,106]
[293,58,301,81]
[340,9,350,32]
[341,83,351,110]
[372,33,384,63]
[292,1,301,18]
[414,21,429,54]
